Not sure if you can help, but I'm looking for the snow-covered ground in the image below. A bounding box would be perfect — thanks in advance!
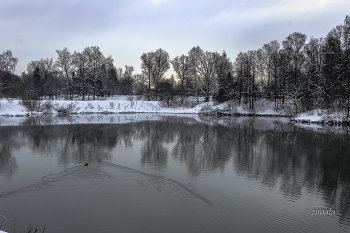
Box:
[293,109,350,124]
[0,96,284,116]
[0,98,27,116]
[0,96,202,116]
[0,96,349,126]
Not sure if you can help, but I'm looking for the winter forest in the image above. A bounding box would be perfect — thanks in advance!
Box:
[1,14,350,117]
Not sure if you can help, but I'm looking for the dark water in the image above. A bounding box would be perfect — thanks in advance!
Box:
[0,115,349,233]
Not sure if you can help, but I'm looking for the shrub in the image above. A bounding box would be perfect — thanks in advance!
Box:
[199,104,218,115]
[55,102,77,115]
[20,99,42,112]
[110,102,115,109]
[86,102,94,109]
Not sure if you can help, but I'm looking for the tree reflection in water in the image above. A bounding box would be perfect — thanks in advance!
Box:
[0,127,20,178]
[0,115,349,223]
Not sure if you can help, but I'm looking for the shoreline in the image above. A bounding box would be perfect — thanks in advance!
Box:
[1,111,348,127]
[1,97,349,127]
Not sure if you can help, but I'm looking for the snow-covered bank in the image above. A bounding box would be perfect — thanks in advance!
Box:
[1,96,349,126]
[0,96,286,116]
[0,96,202,116]
[292,109,350,125]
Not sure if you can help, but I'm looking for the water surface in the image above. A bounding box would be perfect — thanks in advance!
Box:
[0,115,349,233]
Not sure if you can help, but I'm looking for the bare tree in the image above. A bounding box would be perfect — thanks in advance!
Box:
[55,47,73,99]
[343,15,350,116]
[140,52,155,100]
[213,50,232,102]
[140,49,170,100]
[188,46,217,102]
[303,36,324,109]
[233,52,246,104]
[27,58,58,99]
[124,65,134,78]
[170,54,192,97]
[152,49,170,100]
[188,46,202,101]
[133,73,146,95]
[72,49,91,100]
[0,50,18,73]
[260,41,279,88]
[120,65,134,95]
[101,63,118,97]
[86,46,106,100]
[0,50,19,96]
[283,32,307,85]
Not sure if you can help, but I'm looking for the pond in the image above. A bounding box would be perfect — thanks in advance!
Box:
[0,114,349,233]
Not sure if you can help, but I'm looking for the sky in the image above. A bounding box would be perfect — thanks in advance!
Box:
[1,0,350,76]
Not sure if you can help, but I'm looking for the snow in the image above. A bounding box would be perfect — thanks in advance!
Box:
[294,109,323,123]
[0,96,286,116]
[293,108,349,125]
[0,96,202,116]
[0,96,348,127]
[0,230,7,233]
[0,98,27,116]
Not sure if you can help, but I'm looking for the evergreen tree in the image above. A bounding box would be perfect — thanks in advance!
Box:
[32,67,44,99]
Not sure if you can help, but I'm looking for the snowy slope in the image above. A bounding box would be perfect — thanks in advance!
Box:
[0,96,286,116]
[1,97,348,126]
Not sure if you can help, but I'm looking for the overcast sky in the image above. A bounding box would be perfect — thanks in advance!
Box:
[1,0,350,76]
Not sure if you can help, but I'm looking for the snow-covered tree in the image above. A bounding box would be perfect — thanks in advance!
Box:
[55,47,73,99]
[213,51,233,103]
[72,49,90,100]
[152,49,170,100]
[0,50,19,97]
[120,65,134,95]
[283,32,307,85]
[132,73,146,95]
[86,46,106,100]
[0,50,18,73]
[188,46,217,102]
[140,49,170,100]
[343,15,350,116]
[27,58,58,99]
[170,54,192,97]
[140,52,155,100]
[303,36,324,109]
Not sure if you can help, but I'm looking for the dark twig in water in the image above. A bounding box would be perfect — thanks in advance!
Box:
[13,218,16,233]
[0,214,5,230]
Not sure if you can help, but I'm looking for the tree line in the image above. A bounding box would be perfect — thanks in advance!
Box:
[1,14,350,114]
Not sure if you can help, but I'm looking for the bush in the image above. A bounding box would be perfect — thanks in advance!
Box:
[20,99,42,112]
[41,101,54,114]
[199,104,218,115]
[55,102,77,115]
[158,96,205,108]
[109,102,115,109]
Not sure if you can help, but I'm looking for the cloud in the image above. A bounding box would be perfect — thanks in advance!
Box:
[1,0,350,75]
[207,0,347,26]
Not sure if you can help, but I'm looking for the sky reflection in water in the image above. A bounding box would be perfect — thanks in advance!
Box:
[0,115,349,233]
